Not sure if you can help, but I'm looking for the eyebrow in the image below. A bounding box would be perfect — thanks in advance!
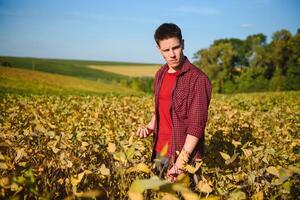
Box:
[162,44,181,51]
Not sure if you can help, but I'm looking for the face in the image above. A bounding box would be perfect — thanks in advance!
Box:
[157,37,184,70]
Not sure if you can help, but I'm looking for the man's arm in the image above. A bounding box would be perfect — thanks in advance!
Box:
[136,114,155,138]
[176,134,198,164]
[166,134,198,181]
[167,75,212,181]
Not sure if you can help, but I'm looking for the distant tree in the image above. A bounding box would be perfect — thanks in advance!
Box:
[213,38,247,66]
[196,42,238,93]
[1,61,12,67]
[282,31,300,90]
[270,29,293,75]
[288,31,300,67]
[245,33,267,67]
[194,28,299,93]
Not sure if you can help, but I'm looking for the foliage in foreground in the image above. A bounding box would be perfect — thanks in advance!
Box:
[0,91,299,199]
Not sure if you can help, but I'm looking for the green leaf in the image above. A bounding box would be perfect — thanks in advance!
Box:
[283,181,291,193]
[229,189,246,200]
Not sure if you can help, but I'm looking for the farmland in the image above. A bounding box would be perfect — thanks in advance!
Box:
[0,67,141,96]
[0,56,160,79]
[0,90,299,199]
[88,65,160,77]
[0,56,299,199]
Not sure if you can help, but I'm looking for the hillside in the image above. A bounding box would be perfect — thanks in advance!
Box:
[0,56,160,79]
[0,66,141,96]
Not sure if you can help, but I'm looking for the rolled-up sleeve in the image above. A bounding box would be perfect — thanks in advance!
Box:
[186,75,212,138]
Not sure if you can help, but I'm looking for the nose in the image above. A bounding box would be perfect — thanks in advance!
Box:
[170,49,175,58]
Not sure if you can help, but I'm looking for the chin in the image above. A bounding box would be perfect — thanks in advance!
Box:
[168,63,179,68]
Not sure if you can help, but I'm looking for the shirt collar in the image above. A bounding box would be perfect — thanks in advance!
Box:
[161,56,192,76]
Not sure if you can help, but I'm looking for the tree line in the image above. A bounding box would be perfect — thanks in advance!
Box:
[194,28,300,93]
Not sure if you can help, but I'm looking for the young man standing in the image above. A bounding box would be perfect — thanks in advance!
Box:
[136,23,212,182]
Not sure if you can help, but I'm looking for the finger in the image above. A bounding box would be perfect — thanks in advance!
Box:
[144,128,149,137]
[166,174,173,182]
[143,129,147,137]
[167,174,176,182]
[137,129,142,137]
[140,129,145,138]
[140,130,144,138]
[137,127,143,135]
[135,129,140,136]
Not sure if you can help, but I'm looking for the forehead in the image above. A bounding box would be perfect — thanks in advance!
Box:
[158,37,181,49]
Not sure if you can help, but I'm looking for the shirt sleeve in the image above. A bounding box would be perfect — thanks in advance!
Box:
[186,75,212,138]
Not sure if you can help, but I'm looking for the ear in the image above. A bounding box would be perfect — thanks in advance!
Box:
[182,39,185,50]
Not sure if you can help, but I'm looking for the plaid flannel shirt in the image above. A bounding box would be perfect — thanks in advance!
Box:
[151,57,212,164]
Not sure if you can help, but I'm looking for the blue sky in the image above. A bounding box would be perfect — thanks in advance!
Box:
[0,0,299,64]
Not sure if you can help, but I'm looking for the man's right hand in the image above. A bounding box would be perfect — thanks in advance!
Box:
[136,126,153,138]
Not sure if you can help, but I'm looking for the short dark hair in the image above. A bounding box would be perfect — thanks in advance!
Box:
[154,23,182,46]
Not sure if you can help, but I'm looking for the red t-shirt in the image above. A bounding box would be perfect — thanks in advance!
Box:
[156,70,179,156]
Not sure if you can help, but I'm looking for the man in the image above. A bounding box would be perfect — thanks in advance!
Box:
[136,23,212,181]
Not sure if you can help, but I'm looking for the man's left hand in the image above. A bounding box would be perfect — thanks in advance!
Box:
[166,164,184,182]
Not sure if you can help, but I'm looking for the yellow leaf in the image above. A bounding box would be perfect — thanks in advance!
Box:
[0,153,5,160]
[52,147,60,154]
[251,191,263,200]
[127,163,150,174]
[185,162,202,174]
[232,140,242,148]
[71,171,85,187]
[107,142,117,153]
[128,135,134,145]
[81,141,89,147]
[181,190,199,200]
[100,164,110,176]
[0,162,8,169]
[161,193,179,200]
[199,196,221,200]
[74,190,104,198]
[35,123,46,133]
[219,152,230,161]
[242,149,252,158]
[266,166,279,177]
[128,191,143,200]
[0,177,10,187]
[197,180,213,194]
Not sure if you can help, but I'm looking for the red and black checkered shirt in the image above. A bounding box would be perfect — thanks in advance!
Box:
[151,57,212,163]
